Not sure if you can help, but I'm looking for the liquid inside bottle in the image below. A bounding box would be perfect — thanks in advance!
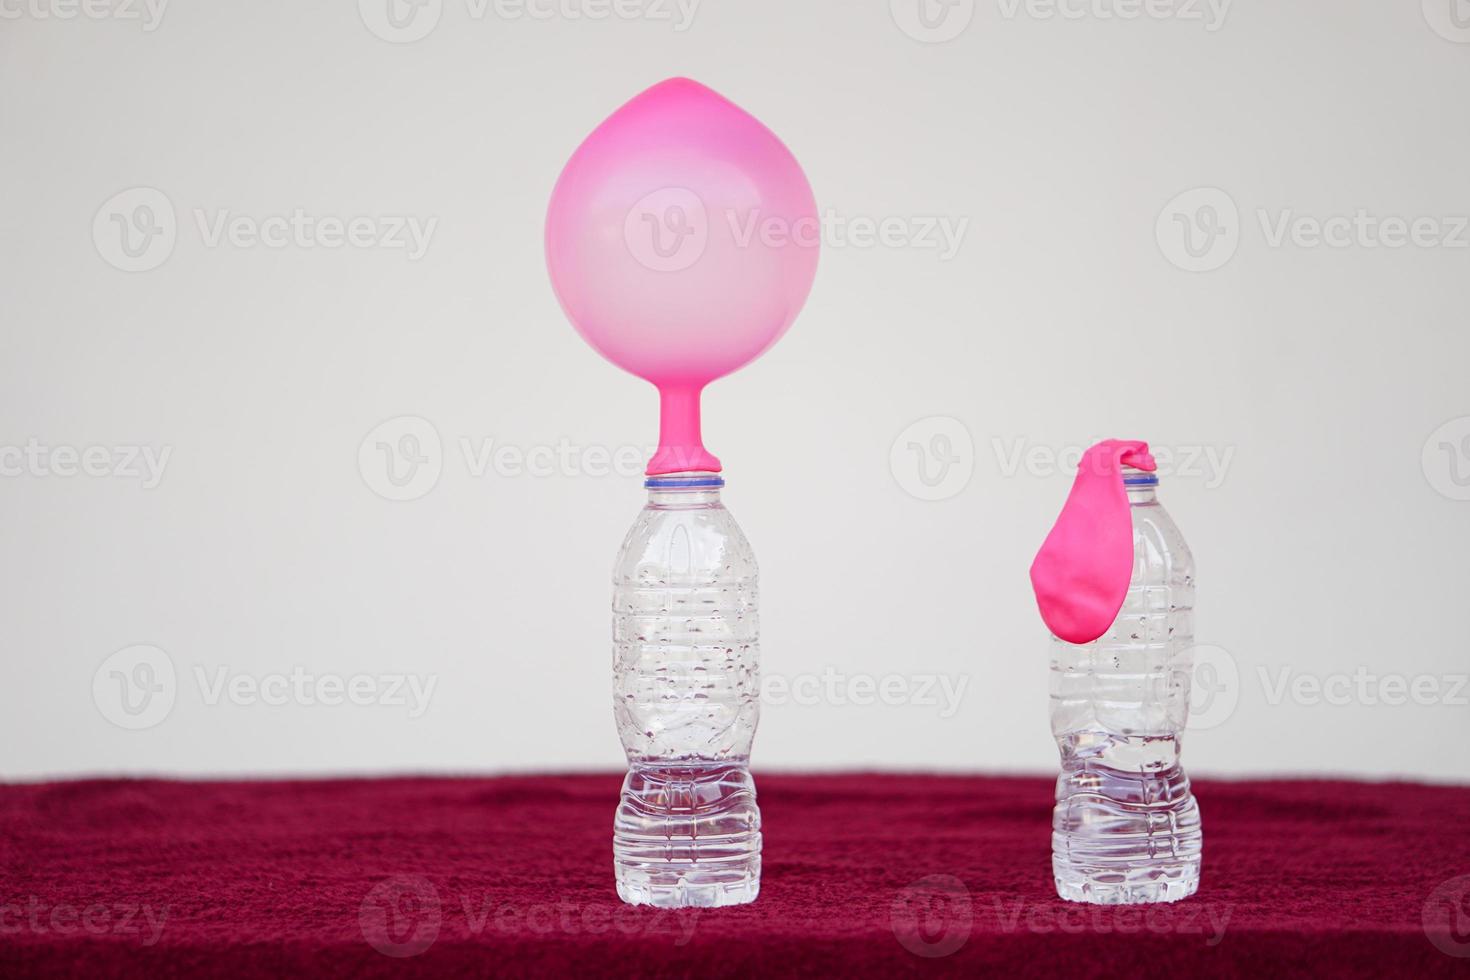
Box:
[1049,469,1202,904]
[612,472,761,907]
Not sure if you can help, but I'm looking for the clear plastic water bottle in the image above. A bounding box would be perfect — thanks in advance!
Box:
[1049,467,1202,904]
[612,471,761,907]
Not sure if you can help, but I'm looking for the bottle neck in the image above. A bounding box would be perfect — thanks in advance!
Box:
[1123,468,1159,505]
[644,470,724,508]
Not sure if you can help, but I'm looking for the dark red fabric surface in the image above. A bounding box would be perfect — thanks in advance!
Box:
[1,773,1467,977]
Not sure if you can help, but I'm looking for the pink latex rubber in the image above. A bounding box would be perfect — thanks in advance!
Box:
[545,77,819,475]
[1030,440,1157,645]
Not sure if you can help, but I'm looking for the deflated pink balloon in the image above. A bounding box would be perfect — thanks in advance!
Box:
[545,77,819,474]
[1030,440,1158,645]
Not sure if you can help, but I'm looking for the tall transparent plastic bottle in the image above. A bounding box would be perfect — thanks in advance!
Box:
[612,471,761,907]
[1049,467,1202,904]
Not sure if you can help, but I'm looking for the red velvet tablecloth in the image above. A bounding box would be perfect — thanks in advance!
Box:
[1,774,1467,977]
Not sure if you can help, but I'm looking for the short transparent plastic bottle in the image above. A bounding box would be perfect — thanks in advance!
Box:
[611,471,761,907]
[1049,468,1202,904]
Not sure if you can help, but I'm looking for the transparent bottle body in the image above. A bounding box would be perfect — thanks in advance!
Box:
[611,477,761,907]
[1049,478,1202,904]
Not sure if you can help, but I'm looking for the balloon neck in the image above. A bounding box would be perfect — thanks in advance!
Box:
[647,385,722,475]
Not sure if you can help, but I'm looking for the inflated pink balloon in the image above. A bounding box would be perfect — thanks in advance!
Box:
[545,77,819,474]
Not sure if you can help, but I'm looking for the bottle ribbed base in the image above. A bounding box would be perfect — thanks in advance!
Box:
[612,763,761,908]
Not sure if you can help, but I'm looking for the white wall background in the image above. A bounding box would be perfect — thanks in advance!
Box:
[2,0,1467,781]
